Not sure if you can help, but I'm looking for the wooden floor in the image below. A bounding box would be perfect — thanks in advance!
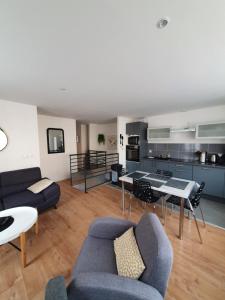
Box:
[0,180,225,300]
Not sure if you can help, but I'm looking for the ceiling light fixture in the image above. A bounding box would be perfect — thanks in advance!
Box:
[157,17,170,29]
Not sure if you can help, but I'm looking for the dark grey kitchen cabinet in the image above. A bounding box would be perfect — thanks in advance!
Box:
[126,123,135,135]
[155,161,171,173]
[193,166,225,198]
[140,159,156,173]
[155,160,192,179]
[126,122,147,139]
[126,161,140,173]
[172,163,193,180]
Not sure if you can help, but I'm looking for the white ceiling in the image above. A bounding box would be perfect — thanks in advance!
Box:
[1,0,225,122]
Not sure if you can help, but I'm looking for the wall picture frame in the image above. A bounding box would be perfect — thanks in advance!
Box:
[47,128,65,154]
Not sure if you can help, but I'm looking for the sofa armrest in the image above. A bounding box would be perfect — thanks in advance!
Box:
[88,217,136,239]
[41,182,60,201]
[45,276,68,300]
[67,272,163,300]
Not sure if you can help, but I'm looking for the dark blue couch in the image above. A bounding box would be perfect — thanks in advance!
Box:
[0,167,60,213]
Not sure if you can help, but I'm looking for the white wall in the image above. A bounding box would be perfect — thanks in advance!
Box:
[89,122,117,153]
[80,124,88,153]
[117,116,134,167]
[38,115,77,181]
[145,105,225,143]
[0,99,40,172]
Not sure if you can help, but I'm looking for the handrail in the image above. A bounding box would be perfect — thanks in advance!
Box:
[70,151,119,192]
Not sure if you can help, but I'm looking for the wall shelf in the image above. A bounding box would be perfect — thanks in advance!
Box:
[170,127,196,133]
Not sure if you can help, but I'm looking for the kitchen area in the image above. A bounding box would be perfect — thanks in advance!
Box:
[125,121,225,228]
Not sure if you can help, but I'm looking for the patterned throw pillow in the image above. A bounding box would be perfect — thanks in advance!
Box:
[114,227,145,279]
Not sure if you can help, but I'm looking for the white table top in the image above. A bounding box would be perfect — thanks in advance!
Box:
[119,171,196,199]
[0,207,38,245]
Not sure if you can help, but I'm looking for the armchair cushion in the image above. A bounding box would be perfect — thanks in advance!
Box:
[67,272,163,300]
[72,236,117,277]
[88,217,135,240]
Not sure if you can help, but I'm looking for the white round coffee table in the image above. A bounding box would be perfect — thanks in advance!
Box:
[0,206,38,267]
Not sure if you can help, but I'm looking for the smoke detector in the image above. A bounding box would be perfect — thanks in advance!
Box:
[157,17,170,29]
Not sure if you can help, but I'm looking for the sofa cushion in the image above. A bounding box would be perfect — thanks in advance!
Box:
[28,179,53,194]
[3,190,45,209]
[114,227,145,279]
[72,236,117,278]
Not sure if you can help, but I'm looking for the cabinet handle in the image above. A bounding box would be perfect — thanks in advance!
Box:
[176,164,184,167]
[202,167,210,170]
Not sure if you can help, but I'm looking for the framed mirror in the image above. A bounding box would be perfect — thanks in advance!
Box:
[47,128,65,154]
[0,128,8,151]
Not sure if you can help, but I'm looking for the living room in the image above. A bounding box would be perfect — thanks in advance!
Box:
[1,1,225,300]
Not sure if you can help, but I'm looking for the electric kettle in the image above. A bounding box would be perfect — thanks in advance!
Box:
[200,151,207,163]
[210,154,217,164]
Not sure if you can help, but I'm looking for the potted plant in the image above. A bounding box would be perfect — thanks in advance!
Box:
[98,134,105,145]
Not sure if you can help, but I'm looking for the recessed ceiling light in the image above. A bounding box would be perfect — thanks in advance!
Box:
[157,17,170,29]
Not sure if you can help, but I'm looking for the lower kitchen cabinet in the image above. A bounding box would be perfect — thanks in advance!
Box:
[126,161,140,173]
[140,159,156,173]
[155,161,174,175]
[155,161,192,180]
[127,158,225,198]
[172,163,193,180]
[193,166,225,198]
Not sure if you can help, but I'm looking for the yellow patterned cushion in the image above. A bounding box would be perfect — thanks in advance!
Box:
[114,227,145,279]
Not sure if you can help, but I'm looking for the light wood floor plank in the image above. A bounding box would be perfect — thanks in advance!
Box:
[0,180,225,300]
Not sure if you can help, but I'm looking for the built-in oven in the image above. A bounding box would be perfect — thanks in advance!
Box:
[126,145,140,162]
[128,135,139,145]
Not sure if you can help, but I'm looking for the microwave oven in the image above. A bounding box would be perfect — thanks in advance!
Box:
[128,135,139,145]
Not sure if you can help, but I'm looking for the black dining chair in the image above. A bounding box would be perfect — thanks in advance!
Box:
[165,182,206,243]
[129,179,161,214]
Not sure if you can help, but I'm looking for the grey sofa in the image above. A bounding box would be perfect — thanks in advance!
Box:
[46,213,173,300]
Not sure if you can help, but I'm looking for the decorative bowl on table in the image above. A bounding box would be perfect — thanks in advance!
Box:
[0,216,14,232]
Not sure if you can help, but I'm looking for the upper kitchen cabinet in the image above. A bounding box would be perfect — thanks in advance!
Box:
[196,122,225,138]
[147,127,171,140]
[126,122,147,139]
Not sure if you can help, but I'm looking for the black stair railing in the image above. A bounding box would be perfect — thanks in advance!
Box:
[70,150,119,192]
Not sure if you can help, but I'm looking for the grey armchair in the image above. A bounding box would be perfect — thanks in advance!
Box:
[45,213,173,300]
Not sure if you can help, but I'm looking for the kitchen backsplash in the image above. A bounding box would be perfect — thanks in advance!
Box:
[146,143,225,160]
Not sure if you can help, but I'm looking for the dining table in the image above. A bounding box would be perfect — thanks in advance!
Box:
[119,170,196,240]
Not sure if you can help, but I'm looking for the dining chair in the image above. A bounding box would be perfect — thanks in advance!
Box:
[129,179,161,215]
[165,182,206,243]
